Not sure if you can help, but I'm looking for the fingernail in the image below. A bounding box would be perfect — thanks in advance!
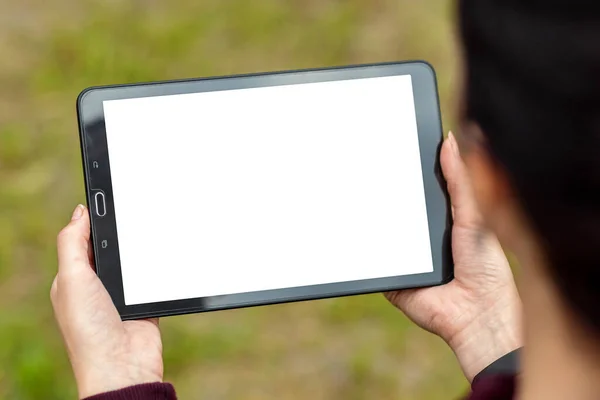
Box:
[448,131,460,156]
[71,205,84,221]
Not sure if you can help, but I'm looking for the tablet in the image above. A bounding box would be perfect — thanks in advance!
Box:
[76,61,453,320]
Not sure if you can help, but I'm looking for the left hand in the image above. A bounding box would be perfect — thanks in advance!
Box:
[51,205,164,399]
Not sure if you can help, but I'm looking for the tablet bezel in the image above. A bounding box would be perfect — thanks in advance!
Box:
[77,61,453,320]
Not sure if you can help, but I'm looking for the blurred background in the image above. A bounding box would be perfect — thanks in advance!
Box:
[0,0,461,398]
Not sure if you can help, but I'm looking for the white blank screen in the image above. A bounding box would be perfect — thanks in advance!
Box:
[103,75,434,306]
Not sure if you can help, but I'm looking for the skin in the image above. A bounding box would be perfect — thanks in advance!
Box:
[52,206,163,399]
[386,132,521,382]
[52,133,522,398]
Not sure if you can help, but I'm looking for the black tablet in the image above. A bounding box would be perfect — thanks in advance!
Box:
[76,61,453,320]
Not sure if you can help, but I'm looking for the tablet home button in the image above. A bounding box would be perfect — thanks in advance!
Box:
[94,192,106,217]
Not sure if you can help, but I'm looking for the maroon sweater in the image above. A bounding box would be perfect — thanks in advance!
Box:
[83,374,515,400]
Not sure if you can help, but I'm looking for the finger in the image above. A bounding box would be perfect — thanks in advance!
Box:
[57,205,93,276]
[50,275,58,303]
[87,240,96,272]
[440,132,482,227]
[384,289,414,308]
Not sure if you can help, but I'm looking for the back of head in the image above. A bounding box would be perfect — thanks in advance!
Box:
[458,0,600,332]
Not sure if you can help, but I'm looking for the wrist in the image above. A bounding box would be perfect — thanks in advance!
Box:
[446,294,522,382]
[76,363,162,399]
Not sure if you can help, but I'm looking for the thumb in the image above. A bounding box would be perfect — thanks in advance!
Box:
[57,205,93,276]
[440,132,482,228]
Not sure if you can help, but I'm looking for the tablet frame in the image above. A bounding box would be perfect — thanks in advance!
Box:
[77,60,453,320]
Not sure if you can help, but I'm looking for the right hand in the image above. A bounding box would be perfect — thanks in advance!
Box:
[51,205,164,399]
[385,133,522,382]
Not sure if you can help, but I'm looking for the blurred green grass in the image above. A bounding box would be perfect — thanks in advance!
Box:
[0,1,462,399]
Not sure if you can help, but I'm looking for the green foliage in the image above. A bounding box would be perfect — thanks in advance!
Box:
[0,1,463,398]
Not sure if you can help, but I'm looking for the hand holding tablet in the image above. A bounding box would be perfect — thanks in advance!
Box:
[76,61,452,319]
[52,207,164,399]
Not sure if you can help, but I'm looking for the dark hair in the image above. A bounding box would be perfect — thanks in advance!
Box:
[458,0,600,331]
